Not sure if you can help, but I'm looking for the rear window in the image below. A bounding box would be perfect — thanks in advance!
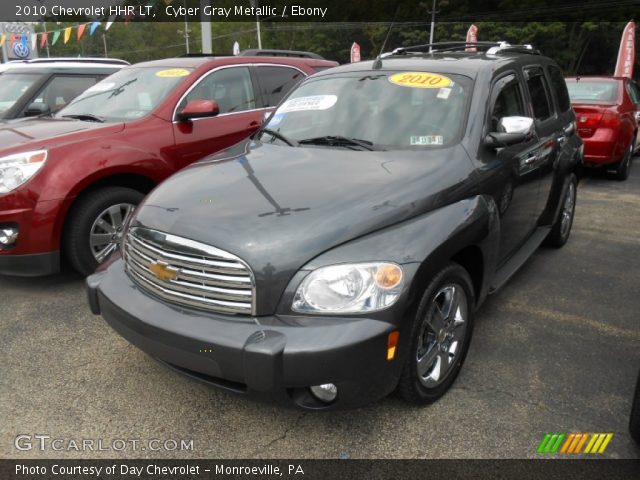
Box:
[567,79,619,104]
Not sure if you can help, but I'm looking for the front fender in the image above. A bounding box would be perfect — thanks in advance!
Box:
[278,195,500,316]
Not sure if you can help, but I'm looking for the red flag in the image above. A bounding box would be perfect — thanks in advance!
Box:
[465,24,478,52]
[614,21,635,78]
[350,42,361,63]
[77,24,86,41]
[40,32,48,49]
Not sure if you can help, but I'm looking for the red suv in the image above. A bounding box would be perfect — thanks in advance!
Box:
[0,54,337,276]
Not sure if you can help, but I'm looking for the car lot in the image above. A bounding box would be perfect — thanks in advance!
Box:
[1,161,639,459]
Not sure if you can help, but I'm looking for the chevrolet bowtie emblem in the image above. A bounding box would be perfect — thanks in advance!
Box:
[149,261,179,282]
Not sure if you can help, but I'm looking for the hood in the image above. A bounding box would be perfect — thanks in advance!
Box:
[0,117,124,153]
[133,141,474,313]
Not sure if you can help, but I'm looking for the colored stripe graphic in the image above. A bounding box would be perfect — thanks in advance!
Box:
[538,433,613,454]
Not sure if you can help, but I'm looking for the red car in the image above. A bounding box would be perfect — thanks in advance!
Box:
[566,76,640,180]
[0,54,337,276]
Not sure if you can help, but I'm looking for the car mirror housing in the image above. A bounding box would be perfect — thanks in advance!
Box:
[498,116,534,135]
[485,116,534,148]
[24,102,50,117]
[177,99,219,122]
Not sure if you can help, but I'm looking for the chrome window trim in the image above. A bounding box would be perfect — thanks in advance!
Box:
[172,63,306,123]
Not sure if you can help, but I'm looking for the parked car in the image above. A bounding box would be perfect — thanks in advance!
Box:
[0,54,338,276]
[0,58,128,120]
[87,42,582,409]
[566,76,640,180]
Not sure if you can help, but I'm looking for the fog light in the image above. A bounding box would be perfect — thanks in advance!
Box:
[309,383,338,403]
[0,227,18,246]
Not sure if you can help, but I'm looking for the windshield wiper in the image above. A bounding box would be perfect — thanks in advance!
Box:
[61,113,105,123]
[298,135,378,151]
[259,128,298,146]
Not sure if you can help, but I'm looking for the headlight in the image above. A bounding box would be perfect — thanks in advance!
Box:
[292,262,404,314]
[0,150,47,194]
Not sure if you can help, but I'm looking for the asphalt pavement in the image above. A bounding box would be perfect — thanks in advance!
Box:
[1,160,639,459]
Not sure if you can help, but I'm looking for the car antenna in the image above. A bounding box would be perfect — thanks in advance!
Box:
[373,4,400,70]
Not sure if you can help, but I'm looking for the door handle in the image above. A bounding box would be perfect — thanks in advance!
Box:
[246,121,260,131]
[524,155,537,166]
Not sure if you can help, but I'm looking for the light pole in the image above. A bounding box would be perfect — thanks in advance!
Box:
[421,0,448,52]
[250,0,262,49]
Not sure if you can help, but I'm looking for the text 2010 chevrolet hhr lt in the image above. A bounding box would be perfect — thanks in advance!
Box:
[88,43,582,409]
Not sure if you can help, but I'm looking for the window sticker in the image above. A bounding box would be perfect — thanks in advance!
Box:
[278,95,338,113]
[437,87,452,99]
[389,72,453,88]
[155,69,191,78]
[86,82,115,93]
[410,135,444,146]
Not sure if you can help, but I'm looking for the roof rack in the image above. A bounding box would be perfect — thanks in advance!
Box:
[24,57,130,65]
[239,49,325,60]
[383,41,540,57]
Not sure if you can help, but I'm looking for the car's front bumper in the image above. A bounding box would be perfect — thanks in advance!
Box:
[87,259,404,409]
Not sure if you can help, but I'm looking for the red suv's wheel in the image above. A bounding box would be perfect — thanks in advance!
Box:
[64,187,143,276]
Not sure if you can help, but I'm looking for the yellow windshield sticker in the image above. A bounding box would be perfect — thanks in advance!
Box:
[155,69,191,78]
[389,72,453,88]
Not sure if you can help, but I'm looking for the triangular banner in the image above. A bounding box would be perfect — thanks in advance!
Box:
[63,26,72,44]
[30,33,37,51]
[90,22,101,36]
[0,34,5,48]
[77,24,86,40]
[105,15,116,31]
[40,32,48,49]
[21,34,27,46]
[51,30,61,45]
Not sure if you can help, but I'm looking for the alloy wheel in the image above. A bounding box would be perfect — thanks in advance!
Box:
[89,203,135,263]
[560,181,576,239]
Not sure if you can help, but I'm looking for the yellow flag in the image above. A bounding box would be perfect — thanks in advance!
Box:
[63,27,72,44]
[0,33,5,48]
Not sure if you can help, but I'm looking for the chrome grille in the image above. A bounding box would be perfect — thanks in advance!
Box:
[124,227,255,315]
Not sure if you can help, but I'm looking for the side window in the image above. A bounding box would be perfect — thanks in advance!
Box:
[256,66,304,107]
[491,78,526,131]
[626,81,640,105]
[31,75,98,113]
[185,67,255,114]
[547,66,571,113]
[524,67,553,121]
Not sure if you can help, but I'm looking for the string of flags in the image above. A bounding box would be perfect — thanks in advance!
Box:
[0,16,124,51]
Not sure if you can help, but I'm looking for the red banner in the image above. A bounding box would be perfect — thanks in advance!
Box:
[614,21,635,78]
[465,24,478,52]
[350,42,361,63]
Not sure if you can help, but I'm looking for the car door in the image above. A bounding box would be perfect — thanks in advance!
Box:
[481,73,540,264]
[172,65,263,169]
[521,65,562,224]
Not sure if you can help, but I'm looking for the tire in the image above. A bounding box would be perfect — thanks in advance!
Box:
[545,174,577,248]
[398,262,475,405]
[613,141,633,181]
[630,370,640,444]
[64,187,143,276]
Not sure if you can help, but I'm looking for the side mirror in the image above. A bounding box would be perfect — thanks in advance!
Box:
[176,99,219,122]
[24,102,50,117]
[484,116,534,148]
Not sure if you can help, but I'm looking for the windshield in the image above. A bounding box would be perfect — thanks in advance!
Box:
[567,79,619,104]
[0,73,39,115]
[260,71,472,150]
[58,66,192,121]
